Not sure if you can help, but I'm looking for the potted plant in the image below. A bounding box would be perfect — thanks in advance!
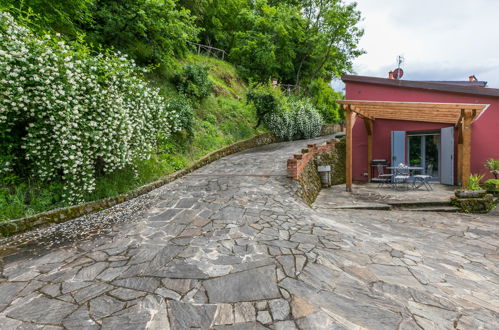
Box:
[454,174,486,198]
[453,174,496,213]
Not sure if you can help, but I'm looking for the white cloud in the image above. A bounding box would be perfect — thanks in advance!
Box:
[344,0,499,88]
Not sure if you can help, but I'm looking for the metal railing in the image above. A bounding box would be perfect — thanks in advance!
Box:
[280,84,303,95]
[188,41,227,61]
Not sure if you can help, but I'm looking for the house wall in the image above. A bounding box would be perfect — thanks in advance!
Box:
[345,81,499,182]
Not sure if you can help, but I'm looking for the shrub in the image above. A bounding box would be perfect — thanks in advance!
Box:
[484,158,499,179]
[467,174,484,191]
[165,95,194,135]
[0,12,182,204]
[172,64,212,100]
[264,99,323,141]
[291,100,323,139]
[484,179,499,192]
[246,82,287,128]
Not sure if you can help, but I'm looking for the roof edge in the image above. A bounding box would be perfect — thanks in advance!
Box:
[342,75,499,98]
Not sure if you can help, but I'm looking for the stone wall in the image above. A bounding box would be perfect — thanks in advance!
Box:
[288,139,344,205]
[320,123,343,136]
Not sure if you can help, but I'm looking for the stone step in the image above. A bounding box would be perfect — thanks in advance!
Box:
[398,206,460,212]
[387,200,452,208]
[323,204,391,211]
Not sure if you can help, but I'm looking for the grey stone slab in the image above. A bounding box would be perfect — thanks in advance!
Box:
[89,295,126,319]
[72,283,113,304]
[74,262,108,281]
[62,305,99,330]
[268,299,290,321]
[112,277,160,292]
[149,260,209,279]
[234,302,256,323]
[96,266,128,282]
[155,287,181,300]
[40,283,61,297]
[215,322,270,330]
[275,320,298,330]
[61,281,92,294]
[149,208,182,222]
[277,255,296,277]
[6,295,77,324]
[0,282,26,311]
[168,301,217,329]
[175,198,198,209]
[100,310,152,330]
[204,266,280,303]
[213,303,234,325]
[161,278,197,294]
[109,287,147,301]
[257,310,272,324]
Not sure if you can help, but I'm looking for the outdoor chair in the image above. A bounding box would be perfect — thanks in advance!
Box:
[392,163,410,190]
[371,164,392,187]
[413,164,433,191]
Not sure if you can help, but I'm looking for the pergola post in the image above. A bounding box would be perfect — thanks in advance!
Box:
[364,118,374,181]
[461,109,473,188]
[344,105,356,192]
[457,122,463,186]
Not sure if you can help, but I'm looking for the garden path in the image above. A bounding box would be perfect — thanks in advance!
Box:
[0,136,498,329]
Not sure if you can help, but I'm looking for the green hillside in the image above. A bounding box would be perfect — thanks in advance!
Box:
[0,51,261,220]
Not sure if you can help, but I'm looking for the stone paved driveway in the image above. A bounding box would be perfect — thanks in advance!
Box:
[0,136,498,329]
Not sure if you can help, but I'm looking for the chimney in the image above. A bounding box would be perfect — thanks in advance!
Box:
[388,71,394,79]
[469,75,477,82]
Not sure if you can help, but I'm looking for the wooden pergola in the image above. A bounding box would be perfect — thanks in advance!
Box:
[337,100,489,191]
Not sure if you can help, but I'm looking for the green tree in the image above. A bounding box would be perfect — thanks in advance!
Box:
[178,0,248,51]
[86,0,199,66]
[229,0,306,82]
[307,78,343,123]
[0,0,94,37]
[294,0,364,85]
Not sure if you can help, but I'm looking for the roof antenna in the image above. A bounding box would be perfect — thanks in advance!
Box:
[393,55,404,80]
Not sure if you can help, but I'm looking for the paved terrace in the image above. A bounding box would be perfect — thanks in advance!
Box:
[0,136,498,329]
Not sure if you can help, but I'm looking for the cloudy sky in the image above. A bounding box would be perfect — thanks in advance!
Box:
[334,0,499,90]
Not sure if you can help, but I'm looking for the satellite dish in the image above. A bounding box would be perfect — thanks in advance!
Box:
[393,68,404,79]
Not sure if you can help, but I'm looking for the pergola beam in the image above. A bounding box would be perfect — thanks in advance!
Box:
[337,100,487,111]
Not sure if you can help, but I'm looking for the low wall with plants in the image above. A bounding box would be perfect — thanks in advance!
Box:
[288,138,345,205]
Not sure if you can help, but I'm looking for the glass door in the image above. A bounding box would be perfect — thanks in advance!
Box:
[407,133,440,179]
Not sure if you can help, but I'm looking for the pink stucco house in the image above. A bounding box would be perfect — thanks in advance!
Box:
[338,74,499,190]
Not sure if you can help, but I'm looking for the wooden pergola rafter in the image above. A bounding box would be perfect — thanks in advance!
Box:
[336,100,489,191]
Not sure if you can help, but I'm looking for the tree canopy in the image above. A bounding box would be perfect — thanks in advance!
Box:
[178,0,364,84]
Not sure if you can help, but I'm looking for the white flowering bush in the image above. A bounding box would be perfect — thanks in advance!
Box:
[0,12,182,204]
[264,99,323,141]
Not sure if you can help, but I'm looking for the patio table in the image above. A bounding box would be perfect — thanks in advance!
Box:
[386,166,424,190]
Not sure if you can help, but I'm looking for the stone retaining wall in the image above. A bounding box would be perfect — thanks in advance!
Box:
[288,140,342,205]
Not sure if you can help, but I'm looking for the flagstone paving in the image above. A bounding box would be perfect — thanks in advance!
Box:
[0,136,498,329]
